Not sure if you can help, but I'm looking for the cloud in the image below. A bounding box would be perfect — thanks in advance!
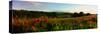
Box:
[12,1,45,11]
[25,1,46,11]
[27,2,42,7]
[70,5,97,14]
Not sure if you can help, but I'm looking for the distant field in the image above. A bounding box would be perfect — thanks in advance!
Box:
[45,14,96,23]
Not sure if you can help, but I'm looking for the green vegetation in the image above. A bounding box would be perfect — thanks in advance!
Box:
[10,10,97,33]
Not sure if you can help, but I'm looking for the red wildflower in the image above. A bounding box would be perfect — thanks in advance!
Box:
[44,18,48,23]
[32,18,41,23]
[32,16,48,23]
[39,16,48,22]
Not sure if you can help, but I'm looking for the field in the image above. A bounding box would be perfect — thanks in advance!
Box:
[10,10,97,33]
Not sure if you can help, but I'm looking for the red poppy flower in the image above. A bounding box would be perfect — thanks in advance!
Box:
[33,18,41,23]
[44,18,48,23]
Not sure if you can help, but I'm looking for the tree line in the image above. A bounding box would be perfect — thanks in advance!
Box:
[10,10,91,18]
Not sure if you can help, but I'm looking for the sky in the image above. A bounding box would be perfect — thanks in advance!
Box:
[11,1,97,14]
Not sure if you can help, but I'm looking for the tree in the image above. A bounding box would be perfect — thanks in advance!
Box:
[79,11,84,16]
[86,13,90,16]
[73,12,79,17]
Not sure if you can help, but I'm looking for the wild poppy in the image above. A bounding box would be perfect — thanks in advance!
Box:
[44,18,48,23]
[33,18,41,23]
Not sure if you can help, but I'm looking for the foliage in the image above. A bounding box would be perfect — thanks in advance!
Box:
[10,10,97,33]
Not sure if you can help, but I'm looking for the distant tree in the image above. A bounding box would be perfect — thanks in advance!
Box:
[79,11,84,16]
[73,12,79,17]
[52,12,57,17]
[86,13,91,16]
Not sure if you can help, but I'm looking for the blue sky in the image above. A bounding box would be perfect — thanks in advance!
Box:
[12,1,97,14]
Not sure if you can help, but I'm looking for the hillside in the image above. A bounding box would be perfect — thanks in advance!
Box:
[10,10,97,33]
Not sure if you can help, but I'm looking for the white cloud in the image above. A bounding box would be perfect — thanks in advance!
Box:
[70,5,97,14]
